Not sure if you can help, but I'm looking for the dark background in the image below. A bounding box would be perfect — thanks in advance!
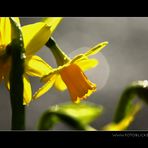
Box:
[0,17,148,130]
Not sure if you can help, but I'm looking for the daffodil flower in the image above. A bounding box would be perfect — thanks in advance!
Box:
[0,17,62,105]
[34,37,108,103]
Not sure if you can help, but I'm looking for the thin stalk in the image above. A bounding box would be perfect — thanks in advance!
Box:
[9,18,26,130]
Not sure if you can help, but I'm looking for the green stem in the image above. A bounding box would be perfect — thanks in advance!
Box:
[114,80,148,123]
[46,37,70,66]
[9,41,25,130]
[9,18,25,130]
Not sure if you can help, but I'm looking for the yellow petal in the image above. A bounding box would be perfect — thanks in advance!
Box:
[0,17,11,45]
[41,68,59,83]
[23,75,32,105]
[84,41,108,57]
[33,74,57,99]
[54,74,67,91]
[22,22,51,56]
[4,73,11,91]
[25,55,52,77]
[73,57,98,71]
[4,75,10,90]
[42,17,62,33]
[4,75,32,105]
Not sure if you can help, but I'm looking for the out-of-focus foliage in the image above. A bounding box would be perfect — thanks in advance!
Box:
[102,80,148,131]
[103,102,142,131]
[114,80,148,123]
[38,102,103,130]
[38,80,148,131]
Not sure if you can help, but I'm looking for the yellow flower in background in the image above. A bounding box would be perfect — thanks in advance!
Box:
[0,17,62,105]
[0,17,19,83]
[33,38,108,103]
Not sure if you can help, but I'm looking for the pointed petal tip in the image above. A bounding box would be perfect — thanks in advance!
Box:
[102,41,109,46]
[33,95,37,100]
[32,92,39,100]
[23,102,30,106]
[73,98,81,104]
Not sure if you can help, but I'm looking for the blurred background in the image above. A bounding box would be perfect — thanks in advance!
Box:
[0,17,148,130]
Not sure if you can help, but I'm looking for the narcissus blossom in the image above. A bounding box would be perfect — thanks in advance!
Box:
[34,38,108,103]
[0,17,62,105]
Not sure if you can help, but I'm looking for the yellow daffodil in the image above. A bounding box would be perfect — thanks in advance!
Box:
[33,37,108,103]
[0,17,62,105]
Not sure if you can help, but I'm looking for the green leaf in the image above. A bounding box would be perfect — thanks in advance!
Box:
[37,102,103,130]
[50,102,103,124]
[103,102,142,131]
[114,80,148,123]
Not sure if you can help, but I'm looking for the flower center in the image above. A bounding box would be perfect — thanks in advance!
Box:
[59,63,96,103]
